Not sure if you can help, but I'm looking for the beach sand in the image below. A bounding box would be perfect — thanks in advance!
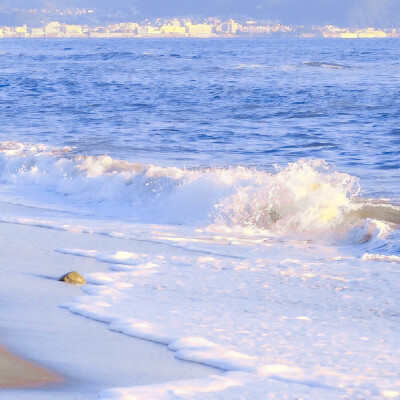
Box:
[0,346,63,389]
[0,201,219,399]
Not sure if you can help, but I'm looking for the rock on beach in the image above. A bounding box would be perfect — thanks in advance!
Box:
[58,271,86,284]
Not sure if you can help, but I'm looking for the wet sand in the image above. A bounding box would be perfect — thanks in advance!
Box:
[0,202,220,399]
[0,345,63,389]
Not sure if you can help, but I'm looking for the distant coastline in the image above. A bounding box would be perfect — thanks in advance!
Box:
[0,19,399,39]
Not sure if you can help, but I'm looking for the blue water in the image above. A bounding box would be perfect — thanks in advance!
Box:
[0,38,399,199]
[2,39,400,400]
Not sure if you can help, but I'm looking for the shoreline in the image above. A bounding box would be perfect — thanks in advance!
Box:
[0,202,220,399]
[0,345,63,389]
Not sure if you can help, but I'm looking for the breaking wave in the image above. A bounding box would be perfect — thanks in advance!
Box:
[0,141,399,244]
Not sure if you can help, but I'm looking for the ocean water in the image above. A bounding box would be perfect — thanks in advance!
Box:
[0,38,400,195]
[1,38,400,399]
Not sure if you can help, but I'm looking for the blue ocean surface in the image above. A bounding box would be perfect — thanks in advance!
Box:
[0,38,399,200]
[2,38,400,400]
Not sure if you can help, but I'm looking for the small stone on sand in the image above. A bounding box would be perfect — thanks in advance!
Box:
[58,271,86,284]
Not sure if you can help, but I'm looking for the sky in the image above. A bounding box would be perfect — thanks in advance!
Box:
[1,0,400,27]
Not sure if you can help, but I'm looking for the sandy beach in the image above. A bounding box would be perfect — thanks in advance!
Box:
[0,201,220,399]
[0,346,63,389]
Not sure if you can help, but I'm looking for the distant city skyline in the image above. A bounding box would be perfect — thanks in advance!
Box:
[1,17,398,39]
[1,0,400,28]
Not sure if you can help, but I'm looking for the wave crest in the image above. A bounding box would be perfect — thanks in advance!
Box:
[1,142,398,239]
[213,159,360,232]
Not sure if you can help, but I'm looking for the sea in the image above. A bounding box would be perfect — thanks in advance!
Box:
[0,38,400,399]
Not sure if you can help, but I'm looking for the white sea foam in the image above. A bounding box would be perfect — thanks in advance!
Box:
[0,142,363,231]
[235,63,267,69]
[58,242,400,399]
[345,218,391,244]
[361,253,400,263]
[1,141,398,256]
[2,142,400,399]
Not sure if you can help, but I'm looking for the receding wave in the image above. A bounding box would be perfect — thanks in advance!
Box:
[0,142,398,246]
